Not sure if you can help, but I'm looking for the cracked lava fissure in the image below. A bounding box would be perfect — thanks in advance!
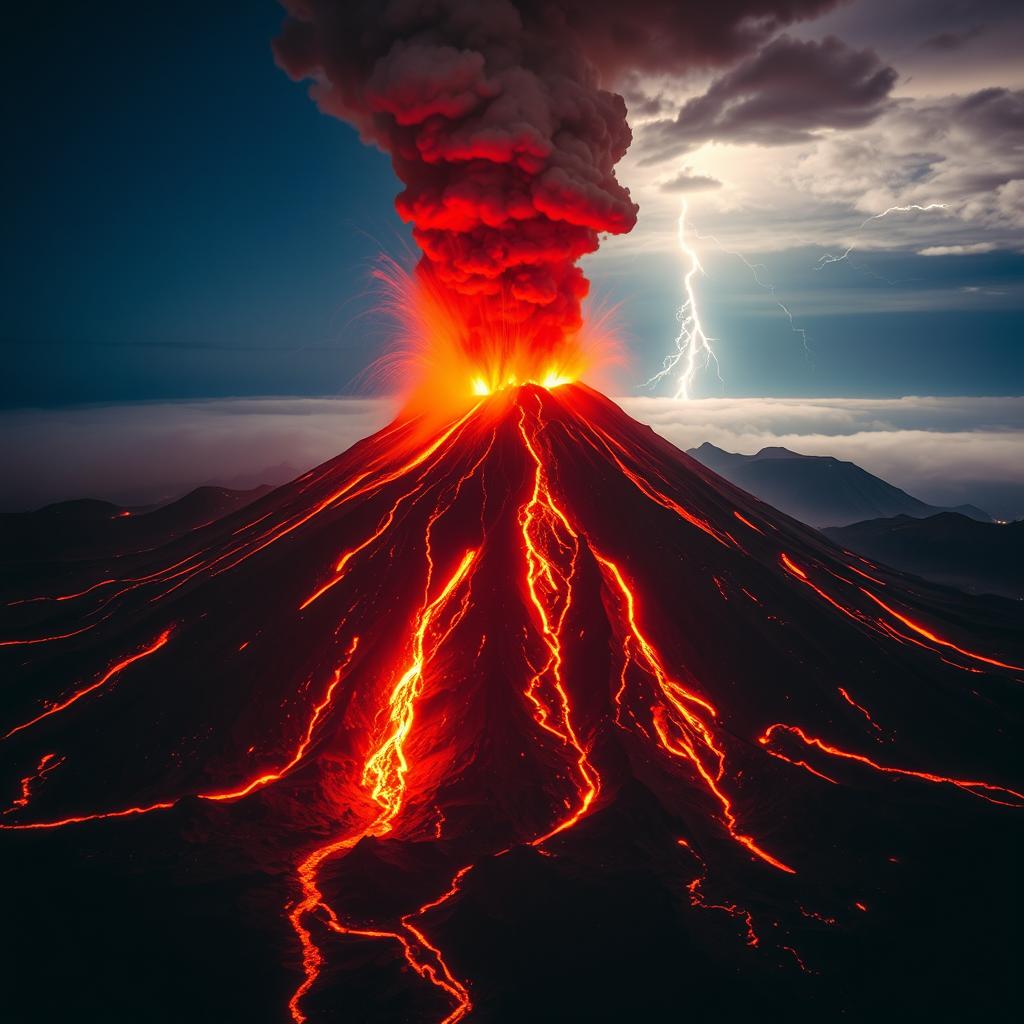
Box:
[2,380,1023,1022]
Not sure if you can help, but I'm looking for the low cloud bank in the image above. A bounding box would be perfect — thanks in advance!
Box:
[2,395,1021,520]
[621,396,1024,519]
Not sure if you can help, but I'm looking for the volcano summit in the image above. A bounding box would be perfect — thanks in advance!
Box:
[2,383,1023,1022]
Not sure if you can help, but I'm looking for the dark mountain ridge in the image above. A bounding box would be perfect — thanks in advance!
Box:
[825,512,1024,600]
[687,442,990,528]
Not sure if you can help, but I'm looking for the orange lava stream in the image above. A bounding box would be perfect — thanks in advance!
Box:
[580,418,729,546]
[362,549,476,827]
[0,621,101,648]
[0,799,178,830]
[780,553,864,623]
[1,637,361,828]
[299,422,495,614]
[3,628,172,740]
[8,552,205,607]
[860,589,1024,673]
[678,839,760,947]
[200,637,361,803]
[846,563,886,586]
[4,753,64,814]
[289,548,477,1024]
[515,398,601,845]
[837,686,883,733]
[732,511,765,535]
[596,554,795,875]
[780,551,1022,674]
[760,723,1024,807]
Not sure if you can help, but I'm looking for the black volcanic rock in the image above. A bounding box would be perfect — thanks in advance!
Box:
[687,442,990,528]
[824,512,1024,599]
[2,385,1021,1024]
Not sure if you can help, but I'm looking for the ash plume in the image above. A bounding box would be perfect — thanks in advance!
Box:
[272,0,839,365]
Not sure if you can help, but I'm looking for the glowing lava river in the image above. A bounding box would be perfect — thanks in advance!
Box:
[2,383,1022,1022]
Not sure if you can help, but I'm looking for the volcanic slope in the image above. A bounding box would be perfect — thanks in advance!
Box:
[2,384,1022,1023]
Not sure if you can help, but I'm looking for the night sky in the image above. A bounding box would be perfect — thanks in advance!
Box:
[6,1,1023,408]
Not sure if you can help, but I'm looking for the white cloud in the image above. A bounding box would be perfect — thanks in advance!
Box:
[919,242,998,256]
[611,85,1024,258]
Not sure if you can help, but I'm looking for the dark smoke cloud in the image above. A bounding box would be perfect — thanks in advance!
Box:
[641,35,896,162]
[273,0,841,359]
[659,169,723,193]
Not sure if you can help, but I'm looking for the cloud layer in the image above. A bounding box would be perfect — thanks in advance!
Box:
[641,35,896,162]
[2,395,1021,520]
[621,395,1024,518]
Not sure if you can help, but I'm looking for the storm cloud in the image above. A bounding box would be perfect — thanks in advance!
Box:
[640,35,896,162]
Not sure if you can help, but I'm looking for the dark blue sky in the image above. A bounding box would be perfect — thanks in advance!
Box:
[4,1,1022,407]
[4,2,408,407]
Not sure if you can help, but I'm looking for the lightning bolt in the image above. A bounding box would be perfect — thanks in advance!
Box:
[645,200,810,400]
[644,200,720,400]
[690,224,810,358]
[817,204,948,268]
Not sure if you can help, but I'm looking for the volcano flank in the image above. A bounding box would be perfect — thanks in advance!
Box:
[2,384,1023,1022]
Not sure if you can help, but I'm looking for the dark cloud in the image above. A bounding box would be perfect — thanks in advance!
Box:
[921,25,983,51]
[619,76,669,118]
[794,86,1024,232]
[640,35,896,163]
[536,0,844,78]
[659,168,723,193]
[952,87,1024,139]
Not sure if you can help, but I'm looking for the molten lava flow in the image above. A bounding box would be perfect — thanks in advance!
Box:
[837,686,883,734]
[760,724,1024,807]
[780,551,1024,673]
[678,838,760,948]
[3,629,172,740]
[4,753,63,814]
[200,637,361,803]
[516,399,600,844]
[288,547,477,1024]
[596,554,794,875]
[362,548,477,829]
[859,589,1024,672]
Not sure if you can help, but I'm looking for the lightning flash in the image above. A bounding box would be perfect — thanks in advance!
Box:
[646,201,809,399]
[645,201,720,400]
[817,204,949,268]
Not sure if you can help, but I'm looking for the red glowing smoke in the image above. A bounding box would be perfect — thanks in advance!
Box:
[272,0,839,370]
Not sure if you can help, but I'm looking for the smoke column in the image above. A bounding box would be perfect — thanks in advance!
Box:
[273,0,839,382]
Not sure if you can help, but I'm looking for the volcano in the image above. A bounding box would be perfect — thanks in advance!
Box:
[3,383,1023,1023]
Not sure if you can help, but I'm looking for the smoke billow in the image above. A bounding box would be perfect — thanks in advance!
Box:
[273,0,838,366]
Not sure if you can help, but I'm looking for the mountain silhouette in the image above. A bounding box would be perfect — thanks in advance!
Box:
[687,442,990,528]
[825,512,1023,599]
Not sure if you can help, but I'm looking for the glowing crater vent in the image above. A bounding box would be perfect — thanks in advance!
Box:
[471,371,574,397]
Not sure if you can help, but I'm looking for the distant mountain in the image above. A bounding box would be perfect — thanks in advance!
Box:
[0,485,274,570]
[824,513,1024,600]
[687,443,990,528]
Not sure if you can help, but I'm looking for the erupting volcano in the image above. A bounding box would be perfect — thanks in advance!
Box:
[4,1,1023,1020]
[3,380,1023,1021]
